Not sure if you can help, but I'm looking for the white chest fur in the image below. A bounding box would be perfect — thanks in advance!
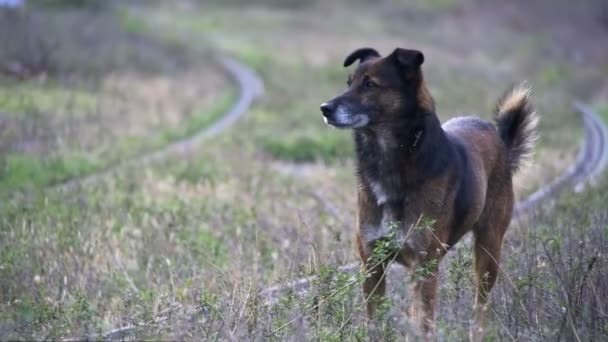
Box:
[369,180,388,206]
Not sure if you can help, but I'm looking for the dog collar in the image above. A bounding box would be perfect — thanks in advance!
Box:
[412,130,423,147]
[408,129,423,152]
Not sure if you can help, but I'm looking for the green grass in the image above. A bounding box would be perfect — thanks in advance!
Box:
[261,129,351,162]
[411,0,460,12]
[0,153,100,192]
[33,0,102,8]
[0,90,234,193]
[597,104,608,123]
[538,62,571,85]
[115,6,148,35]
[0,79,97,117]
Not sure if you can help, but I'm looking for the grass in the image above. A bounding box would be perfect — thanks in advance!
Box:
[0,90,234,193]
[598,104,608,123]
[33,0,103,8]
[410,0,462,12]
[0,153,99,193]
[262,130,351,162]
[1,172,607,340]
[0,79,97,117]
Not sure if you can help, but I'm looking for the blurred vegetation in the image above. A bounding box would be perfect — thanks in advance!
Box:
[0,79,97,116]
[33,0,104,8]
[0,2,234,193]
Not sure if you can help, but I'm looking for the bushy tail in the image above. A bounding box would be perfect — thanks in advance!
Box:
[494,83,539,174]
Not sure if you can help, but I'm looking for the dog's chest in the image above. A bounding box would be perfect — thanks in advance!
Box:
[361,175,410,241]
[363,157,404,206]
[368,179,389,206]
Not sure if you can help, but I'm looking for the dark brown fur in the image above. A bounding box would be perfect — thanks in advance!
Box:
[321,48,538,340]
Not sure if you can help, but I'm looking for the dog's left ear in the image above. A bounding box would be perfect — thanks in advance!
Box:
[343,48,381,67]
[389,48,424,69]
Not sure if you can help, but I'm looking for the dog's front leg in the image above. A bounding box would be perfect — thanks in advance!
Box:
[356,188,388,317]
[356,232,387,317]
[407,263,439,339]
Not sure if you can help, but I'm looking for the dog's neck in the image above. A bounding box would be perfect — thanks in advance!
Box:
[354,110,450,198]
[359,118,426,153]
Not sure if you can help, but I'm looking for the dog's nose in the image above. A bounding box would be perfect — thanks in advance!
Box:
[320,102,336,118]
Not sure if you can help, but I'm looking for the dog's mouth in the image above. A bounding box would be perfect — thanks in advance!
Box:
[324,115,369,129]
[324,117,353,129]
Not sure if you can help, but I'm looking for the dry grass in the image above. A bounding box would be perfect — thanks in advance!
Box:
[1,0,608,340]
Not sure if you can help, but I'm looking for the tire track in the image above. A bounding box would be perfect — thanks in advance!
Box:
[54,56,263,192]
[260,102,608,305]
[60,55,263,342]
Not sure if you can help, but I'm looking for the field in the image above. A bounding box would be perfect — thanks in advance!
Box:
[1,0,607,340]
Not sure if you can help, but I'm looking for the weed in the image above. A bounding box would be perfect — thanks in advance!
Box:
[370,222,402,266]
[262,131,351,162]
[0,153,99,192]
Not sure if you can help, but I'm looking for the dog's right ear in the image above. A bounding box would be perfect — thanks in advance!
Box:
[389,48,424,69]
[343,48,380,67]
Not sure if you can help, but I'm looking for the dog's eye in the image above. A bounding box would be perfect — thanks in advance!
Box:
[364,80,378,89]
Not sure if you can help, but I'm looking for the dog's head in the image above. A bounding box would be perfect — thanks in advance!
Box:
[320,47,427,129]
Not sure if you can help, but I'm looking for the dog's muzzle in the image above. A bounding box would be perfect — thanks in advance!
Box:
[320,101,369,128]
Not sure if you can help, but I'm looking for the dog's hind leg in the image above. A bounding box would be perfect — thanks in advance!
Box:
[470,221,508,342]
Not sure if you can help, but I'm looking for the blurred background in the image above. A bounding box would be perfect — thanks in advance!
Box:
[1,0,607,340]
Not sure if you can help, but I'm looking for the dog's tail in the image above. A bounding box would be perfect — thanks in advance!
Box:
[494,83,539,174]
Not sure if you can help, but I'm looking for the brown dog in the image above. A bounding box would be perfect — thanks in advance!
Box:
[320,47,537,340]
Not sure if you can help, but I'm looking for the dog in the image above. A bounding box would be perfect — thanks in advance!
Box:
[320,47,537,340]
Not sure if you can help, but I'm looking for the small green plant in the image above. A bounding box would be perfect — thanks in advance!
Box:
[369,222,402,266]
[446,248,473,299]
[412,258,439,281]
[417,217,437,231]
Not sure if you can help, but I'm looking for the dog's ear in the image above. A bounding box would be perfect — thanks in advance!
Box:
[343,48,381,67]
[389,48,424,69]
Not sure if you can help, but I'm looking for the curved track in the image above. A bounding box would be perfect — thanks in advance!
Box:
[260,102,608,305]
[55,56,263,192]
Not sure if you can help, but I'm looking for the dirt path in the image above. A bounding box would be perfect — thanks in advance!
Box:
[54,56,263,192]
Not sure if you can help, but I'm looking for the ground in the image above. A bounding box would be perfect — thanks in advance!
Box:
[0,0,607,340]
